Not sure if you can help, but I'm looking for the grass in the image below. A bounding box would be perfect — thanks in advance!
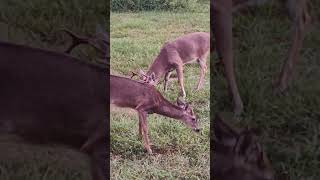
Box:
[110,10,210,179]
[211,2,320,179]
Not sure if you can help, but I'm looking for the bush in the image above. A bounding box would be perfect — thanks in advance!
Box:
[111,0,198,11]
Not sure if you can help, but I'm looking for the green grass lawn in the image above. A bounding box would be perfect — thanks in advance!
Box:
[110,11,210,179]
[211,2,320,179]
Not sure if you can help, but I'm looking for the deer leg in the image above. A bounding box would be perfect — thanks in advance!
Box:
[138,110,152,154]
[273,0,310,93]
[164,71,173,92]
[213,0,243,116]
[176,65,186,99]
[138,118,143,139]
[196,56,208,90]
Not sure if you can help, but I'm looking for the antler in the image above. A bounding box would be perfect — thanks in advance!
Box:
[58,29,107,54]
[130,71,140,79]
[58,29,89,53]
[130,71,147,79]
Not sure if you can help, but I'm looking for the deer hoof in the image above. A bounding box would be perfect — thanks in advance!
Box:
[233,104,243,118]
[145,148,153,154]
[272,78,288,95]
[195,86,202,91]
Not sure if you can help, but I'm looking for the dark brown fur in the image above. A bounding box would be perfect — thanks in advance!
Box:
[0,41,109,180]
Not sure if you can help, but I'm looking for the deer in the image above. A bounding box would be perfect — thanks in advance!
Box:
[212,0,311,116]
[0,28,109,180]
[212,113,274,180]
[135,32,210,99]
[110,75,200,154]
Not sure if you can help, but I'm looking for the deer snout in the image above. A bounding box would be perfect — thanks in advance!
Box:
[193,127,201,133]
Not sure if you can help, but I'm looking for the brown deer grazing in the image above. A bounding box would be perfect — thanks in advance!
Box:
[111,75,200,154]
[212,113,274,180]
[0,34,109,180]
[212,0,311,116]
[136,32,210,99]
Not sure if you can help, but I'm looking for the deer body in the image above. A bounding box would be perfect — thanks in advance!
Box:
[110,75,199,154]
[142,32,210,98]
[0,41,108,180]
[212,0,311,116]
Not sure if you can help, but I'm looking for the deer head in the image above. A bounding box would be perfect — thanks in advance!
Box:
[176,97,199,132]
[212,113,274,180]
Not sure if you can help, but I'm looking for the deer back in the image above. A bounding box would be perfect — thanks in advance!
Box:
[0,41,108,148]
[110,75,162,110]
[173,32,210,61]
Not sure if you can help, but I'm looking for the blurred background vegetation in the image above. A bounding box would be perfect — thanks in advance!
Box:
[111,0,209,12]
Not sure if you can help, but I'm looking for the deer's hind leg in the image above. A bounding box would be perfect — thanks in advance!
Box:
[196,52,209,90]
[273,0,311,93]
[213,0,243,116]
[164,71,173,92]
[176,64,186,99]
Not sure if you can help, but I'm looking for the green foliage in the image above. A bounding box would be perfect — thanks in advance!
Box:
[111,0,199,12]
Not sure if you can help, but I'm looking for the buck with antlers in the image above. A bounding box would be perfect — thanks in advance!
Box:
[134,32,210,99]
[111,75,200,154]
[212,0,311,116]
[0,35,109,180]
[212,113,274,180]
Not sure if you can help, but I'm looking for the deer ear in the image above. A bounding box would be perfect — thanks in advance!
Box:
[150,72,156,81]
[176,97,186,108]
[139,69,146,75]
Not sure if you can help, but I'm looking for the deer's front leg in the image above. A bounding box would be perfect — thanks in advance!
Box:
[164,71,172,92]
[138,118,143,139]
[196,57,208,91]
[213,0,243,116]
[138,110,152,154]
[176,65,186,99]
[274,0,310,93]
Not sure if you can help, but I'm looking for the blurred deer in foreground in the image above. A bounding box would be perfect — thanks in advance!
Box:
[212,114,274,180]
[212,0,311,116]
[111,75,200,154]
[134,32,210,99]
[0,26,109,180]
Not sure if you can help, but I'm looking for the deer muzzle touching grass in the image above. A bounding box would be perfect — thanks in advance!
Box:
[111,75,200,154]
[135,32,210,99]
[212,113,274,180]
[212,0,311,116]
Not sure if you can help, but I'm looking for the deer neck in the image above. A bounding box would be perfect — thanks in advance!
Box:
[154,98,185,120]
[147,48,170,84]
